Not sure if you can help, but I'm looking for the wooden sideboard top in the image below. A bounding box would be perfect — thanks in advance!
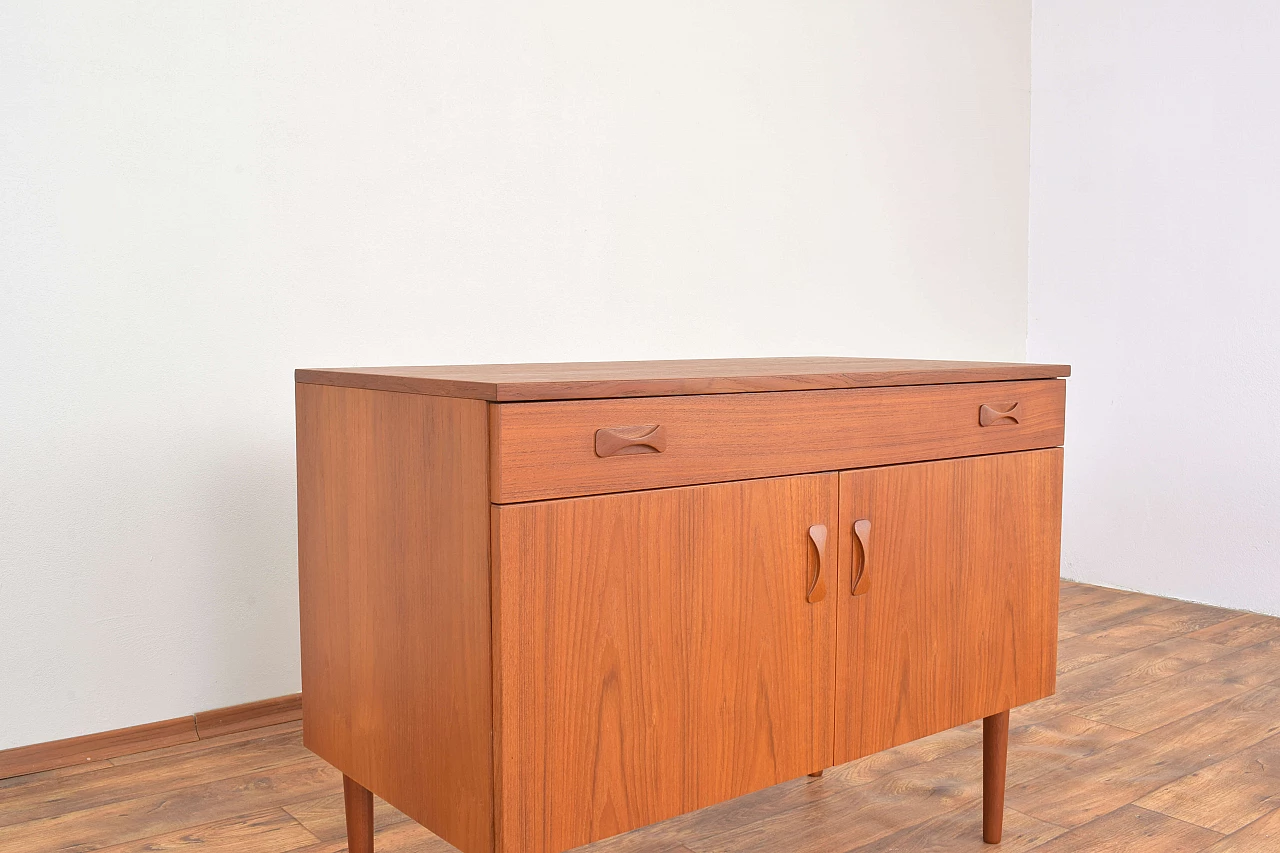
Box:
[295,357,1071,402]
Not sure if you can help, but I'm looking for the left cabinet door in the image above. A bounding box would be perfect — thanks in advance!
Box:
[492,473,838,853]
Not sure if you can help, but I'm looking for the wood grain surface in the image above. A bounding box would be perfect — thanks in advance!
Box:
[295,384,494,853]
[194,694,303,740]
[296,356,1070,401]
[491,380,1066,502]
[344,775,375,853]
[984,711,1011,843]
[0,716,197,781]
[491,474,839,853]
[3,583,1279,853]
[0,694,305,781]
[835,450,1063,763]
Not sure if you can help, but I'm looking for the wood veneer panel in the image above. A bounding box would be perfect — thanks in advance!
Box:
[492,474,838,853]
[492,380,1066,502]
[296,356,1070,401]
[835,449,1063,763]
[0,717,197,781]
[295,384,493,853]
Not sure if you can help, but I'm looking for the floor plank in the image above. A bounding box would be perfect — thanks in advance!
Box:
[286,817,456,853]
[1200,807,1280,851]
[282,791,413,842]
[845,805,1066,852]
[1075,637,1280,732]
[0,758,113,789]
[0,729,313,828]
[1057,591,1182,636]
[828,723,982,786]
[1017,636,1234,723]
[1026,805,1221,853]
[688,747,986,853]
[1056,621,1213,675]
[108,720,303,767]
[1136,730,1280,834]
[1003,714,1139,782]
[1058,580,1124,612]
[1187,612,1280,648]
[90,808,317,853]
[0,581,1278,853]
[1010,683,1280,829]
[0,759,340,853]
[1129,600,1239,635]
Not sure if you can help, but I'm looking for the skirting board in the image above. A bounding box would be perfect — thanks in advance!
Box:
[0,693,303,780]
[194,693,304,739]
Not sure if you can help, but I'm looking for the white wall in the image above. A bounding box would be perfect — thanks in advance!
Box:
[1030,0,1280,616]
[1,1,1032,750]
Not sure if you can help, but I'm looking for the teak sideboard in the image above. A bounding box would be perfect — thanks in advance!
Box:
[294,357,1069,853]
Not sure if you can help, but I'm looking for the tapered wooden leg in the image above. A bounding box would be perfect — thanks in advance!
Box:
[983,710,1009,844]
[344,775,374,853]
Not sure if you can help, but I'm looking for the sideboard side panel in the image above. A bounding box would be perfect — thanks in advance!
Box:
[296,384,494,853]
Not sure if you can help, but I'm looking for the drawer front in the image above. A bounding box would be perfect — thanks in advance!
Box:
[490,379,1066,503]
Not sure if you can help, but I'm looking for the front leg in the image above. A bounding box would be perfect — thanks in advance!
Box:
[344,775,374,853]
[983,710,1009,843]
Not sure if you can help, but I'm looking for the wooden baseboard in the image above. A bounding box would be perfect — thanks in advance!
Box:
[0,692,303,780]
[0,717,197,780]
[195,693,303,739]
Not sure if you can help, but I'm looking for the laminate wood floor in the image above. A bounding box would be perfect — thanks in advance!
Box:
[4,582,1280,852]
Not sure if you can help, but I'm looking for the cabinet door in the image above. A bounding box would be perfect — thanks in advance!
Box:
[493,473,838,853]
[835,449,1063,763]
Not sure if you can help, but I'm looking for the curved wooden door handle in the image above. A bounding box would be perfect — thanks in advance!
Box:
[807,524,828,604]
[594,424,667,457]
[852,519,871,596]
[979,402,1022,427]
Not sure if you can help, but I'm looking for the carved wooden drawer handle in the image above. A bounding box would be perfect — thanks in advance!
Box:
[852,519,871,596]
[594,424,668,457]
[807,524,828,604]
[979,402,1022,427]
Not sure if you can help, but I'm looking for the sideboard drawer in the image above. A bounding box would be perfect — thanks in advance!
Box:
[490,379,1065,502]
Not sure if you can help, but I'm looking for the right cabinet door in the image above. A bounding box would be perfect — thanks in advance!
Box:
[835,448,1064,764]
